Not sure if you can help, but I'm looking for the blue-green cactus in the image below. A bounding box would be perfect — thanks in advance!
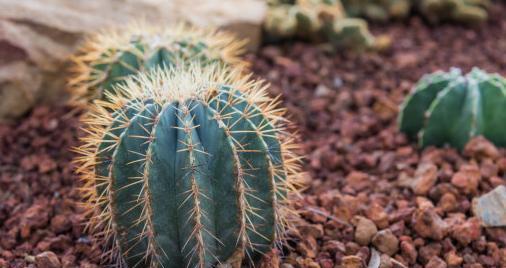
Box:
[399,67,506,150]
[75,64,301,268]
[69,23,246,104]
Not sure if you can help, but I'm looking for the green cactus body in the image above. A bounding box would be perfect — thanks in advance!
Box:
[76,64,301,268]
[417,0,490,24]
[399,67,506,150]
[264,5,300,38]
[264,0,376,49]
[323,18,376,49]
[69,23,246,104]
[341,0,411,21]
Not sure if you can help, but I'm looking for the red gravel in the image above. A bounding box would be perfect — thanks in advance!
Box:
[0,107,101,268]
[1,2,506,267]
[249,2,506,268]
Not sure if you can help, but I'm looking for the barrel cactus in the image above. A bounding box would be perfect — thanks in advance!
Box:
[399,67,506,150]
[264,0,376,49]
[417,0,490,24]
[75,63,302,267]
[69,23,247,104]
[341,0,411,21]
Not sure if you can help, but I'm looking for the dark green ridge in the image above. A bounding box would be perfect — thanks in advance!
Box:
[189,102,242,264]
[93,42,145,99]
[173,104,216,267]
[208,92,276,261]
[477,79,506,146]
[95,99,148,208]
[421,79,470,149]
[145,102,184,267]
[144,47,176,71]
[111,103,161,267]
[92,39,214,101]
[399,70,460,139]
[219,87,288,199]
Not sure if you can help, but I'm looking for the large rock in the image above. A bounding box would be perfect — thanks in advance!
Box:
[0,0,266,122]
[473,185,506,227]
[176,0,266,51]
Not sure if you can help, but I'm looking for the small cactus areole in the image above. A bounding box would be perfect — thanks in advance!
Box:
[399,67,506,150]
[69,23,247,104]
[75,64,302,268]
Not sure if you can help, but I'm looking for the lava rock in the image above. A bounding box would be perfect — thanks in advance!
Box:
[372,229,399,256]
[412,208,449,240]
[353,216,378,246]
[35,251,61,268]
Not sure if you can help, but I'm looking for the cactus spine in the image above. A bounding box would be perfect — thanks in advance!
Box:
[75,64,302,268]
[399,67,506,150]
[69,23,247,103]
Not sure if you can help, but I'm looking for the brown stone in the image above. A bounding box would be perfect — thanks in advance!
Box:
[346,171,371,192]
[341,255,364,268]
[353,216,378,246]
[411,163,438,195]
[445,251,463,267]
[372,229,399,256]
[366,203,390,229]
[412,208,449,240]
[425,256,447,268]
[450,217,482,246]
[451,164,481,194]
[35,251,61,268]
[464,136,500,160]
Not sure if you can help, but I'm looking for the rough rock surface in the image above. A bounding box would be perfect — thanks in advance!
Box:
[0,0,266,122]
[473,185,506,227]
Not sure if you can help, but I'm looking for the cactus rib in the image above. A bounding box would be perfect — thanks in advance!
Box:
[399,67,506,150]
[69,22,248,104]
[75,63,303,267]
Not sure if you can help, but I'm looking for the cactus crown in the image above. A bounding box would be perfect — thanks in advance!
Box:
[399,67,506,150]
[69,22,247,103]
[75,63,302,268]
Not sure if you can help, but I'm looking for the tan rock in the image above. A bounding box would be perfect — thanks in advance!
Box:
[176,0,266,51]
[353,216,378,246]
[0,0,266,121]
[372,229,399,256]
[451,164,481,194]
[412,208,449,240]
[410,163,438,195]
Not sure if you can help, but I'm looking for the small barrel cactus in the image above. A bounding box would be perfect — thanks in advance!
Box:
[399,67,506,150]
[264,0,376,49]
[341,0,411,21]
[75,63,302,267]
[417,0,490,24]
[69,22,247,103]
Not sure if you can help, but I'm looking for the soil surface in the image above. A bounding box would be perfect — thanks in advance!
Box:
[1,2,506,268]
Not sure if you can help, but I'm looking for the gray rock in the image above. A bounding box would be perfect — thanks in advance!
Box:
[473,185,506,227]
